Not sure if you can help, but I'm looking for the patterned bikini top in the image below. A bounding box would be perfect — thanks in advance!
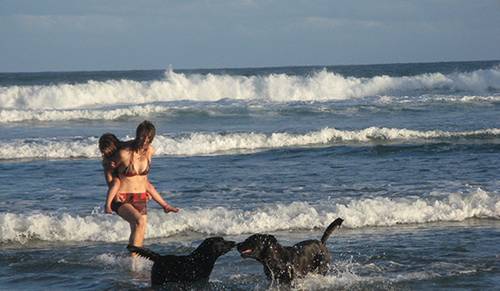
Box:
[121,150,151,177]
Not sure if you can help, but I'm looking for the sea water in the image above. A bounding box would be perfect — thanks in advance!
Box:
[0,61,499,290]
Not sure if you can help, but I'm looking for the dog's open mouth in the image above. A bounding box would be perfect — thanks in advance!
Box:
[240,248,253,256]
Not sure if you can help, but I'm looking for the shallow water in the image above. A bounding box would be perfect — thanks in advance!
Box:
[1,60,499,290]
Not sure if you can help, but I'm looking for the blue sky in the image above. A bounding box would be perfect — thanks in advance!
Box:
[1,0,499,72]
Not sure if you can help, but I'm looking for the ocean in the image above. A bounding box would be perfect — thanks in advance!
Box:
[0,60,499,290]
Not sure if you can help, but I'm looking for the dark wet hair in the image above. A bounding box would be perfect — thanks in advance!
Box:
[99,133,120,159]
[134,120,156,151]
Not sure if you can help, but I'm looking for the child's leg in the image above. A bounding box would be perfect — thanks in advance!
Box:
[105,178,121,213]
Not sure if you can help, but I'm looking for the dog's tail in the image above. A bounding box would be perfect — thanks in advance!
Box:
[320,218,343,244]
[127,245,161,262]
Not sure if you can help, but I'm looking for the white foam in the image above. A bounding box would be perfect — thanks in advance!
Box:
[335,188,500,227]
[1,188,498,244]
[439,95,500,103]
[0,136,100,160]
[378,94,500,104]
[1,94,499,123]
[293,260,478,290]
[293,272,366,290]
[293,269,438,290]
[1,127,499,160]
[1,68,499,110]
[292,259,369,290]
[93,253,152,272]
[0,104,171,123]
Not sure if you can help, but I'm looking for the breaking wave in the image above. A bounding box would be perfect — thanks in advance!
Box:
[0,127,499,160]
[1,188,498,243]
[1,67,499,111]
[0,104,172,123]
[1,93,500,123]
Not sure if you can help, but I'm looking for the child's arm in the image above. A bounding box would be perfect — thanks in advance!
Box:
[105,178,121,214]
[146,180,179,213]
[103,152,121,187]
[104,168,114,187]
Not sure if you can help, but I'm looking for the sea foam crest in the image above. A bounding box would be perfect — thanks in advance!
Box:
[1,94,499,123]
[0,104,171,123]
[0,188,498,243]
[1,127,499,160]
[153,127,500,157]
[1,67,499,110]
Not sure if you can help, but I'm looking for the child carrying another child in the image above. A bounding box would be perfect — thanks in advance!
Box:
[98,122,178,251]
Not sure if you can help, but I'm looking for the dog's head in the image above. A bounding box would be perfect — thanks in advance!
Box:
[236,234,279,260]
[195,236,236,257]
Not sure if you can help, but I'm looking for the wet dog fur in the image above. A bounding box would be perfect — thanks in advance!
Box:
[236,218,343,285]
[128,237,235,286]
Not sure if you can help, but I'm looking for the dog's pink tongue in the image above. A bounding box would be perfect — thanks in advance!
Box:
[241,249,253,254]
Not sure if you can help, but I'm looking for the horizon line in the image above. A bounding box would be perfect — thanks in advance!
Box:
[1,58,499,75]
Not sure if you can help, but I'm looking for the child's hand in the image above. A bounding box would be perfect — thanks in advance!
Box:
[162,204,179,213]
[105,204,113,214]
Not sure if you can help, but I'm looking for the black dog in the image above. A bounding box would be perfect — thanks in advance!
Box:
[237,218,343,285]
[127,237,235,285]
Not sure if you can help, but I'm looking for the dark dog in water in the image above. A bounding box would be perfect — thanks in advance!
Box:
[127,237,235,285]
[236,218,343,285]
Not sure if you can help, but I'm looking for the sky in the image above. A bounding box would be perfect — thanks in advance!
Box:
[0,0,499,72]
